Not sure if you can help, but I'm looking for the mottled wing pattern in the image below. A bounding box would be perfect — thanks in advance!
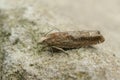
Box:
[40,31,105,48]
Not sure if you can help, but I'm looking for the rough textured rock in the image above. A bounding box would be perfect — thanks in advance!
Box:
[0,0,120,80]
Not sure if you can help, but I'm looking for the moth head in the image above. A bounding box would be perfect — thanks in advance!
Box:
[38,37,48,44]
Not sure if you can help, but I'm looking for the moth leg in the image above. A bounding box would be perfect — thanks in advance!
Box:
[49,47,54,56]
[51,46,69,56]
[40,45,48,51]
[40,46,54,56]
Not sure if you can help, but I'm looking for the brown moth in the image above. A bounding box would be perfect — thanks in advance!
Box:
[39,30,105,49]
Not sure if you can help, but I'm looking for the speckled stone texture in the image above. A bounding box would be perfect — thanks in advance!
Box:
[0,0,120,80]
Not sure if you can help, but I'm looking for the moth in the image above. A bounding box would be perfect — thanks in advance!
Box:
[39,30,105,54]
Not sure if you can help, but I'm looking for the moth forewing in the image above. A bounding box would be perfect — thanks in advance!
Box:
[39,30,105,49]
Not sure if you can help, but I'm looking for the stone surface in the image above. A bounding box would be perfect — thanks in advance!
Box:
[0,0,120,80]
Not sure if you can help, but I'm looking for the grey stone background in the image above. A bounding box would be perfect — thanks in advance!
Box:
[0,0,120,80]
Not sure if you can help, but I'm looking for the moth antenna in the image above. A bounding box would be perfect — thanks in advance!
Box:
[44,27,60,36]
[38,27,60,44]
